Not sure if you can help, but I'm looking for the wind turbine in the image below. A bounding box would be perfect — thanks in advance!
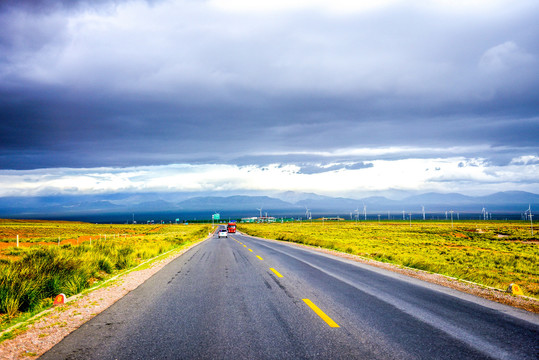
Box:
[354,208,359,222]
[363,204,367,221]
[527,204,534,236]
[422,206,425,221]
[305,207,310,220]
[257,208,262,219]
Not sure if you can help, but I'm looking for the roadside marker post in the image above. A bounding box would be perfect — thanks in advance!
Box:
[507,283,524,296]
[16,234,19,248]
[53,293,66,306]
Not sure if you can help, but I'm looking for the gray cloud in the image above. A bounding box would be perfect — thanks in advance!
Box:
[0,0,538,177]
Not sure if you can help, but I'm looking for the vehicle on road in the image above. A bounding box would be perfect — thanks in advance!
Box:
[218,229,228,238]
[227,222,236,233]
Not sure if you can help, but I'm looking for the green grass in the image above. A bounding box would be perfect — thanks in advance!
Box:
[238,220,538,298]
[0,221,211,327]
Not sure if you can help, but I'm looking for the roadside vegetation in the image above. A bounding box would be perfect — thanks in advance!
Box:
[0,220,211,328]
[238,220,538,298]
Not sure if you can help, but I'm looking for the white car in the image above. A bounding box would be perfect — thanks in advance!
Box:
[218,229,228,238]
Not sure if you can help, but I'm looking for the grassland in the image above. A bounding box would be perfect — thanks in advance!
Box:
[238,220,538,298]
[0,220,212,326]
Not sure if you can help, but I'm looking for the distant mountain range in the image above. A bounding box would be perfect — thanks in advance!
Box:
[289,191,539,213]
[0,191,537,221]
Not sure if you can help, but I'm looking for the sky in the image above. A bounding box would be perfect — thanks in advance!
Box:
[0,0,538,199]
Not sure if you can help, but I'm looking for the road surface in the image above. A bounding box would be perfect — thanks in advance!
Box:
[41,228,539,359]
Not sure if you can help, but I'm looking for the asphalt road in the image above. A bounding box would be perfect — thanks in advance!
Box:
[41,228,539,359]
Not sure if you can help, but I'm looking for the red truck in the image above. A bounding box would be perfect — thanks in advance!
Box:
[227,222,236,233]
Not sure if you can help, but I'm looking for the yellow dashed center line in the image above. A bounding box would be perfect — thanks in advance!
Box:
[270,268,283,278]
[233,239,340,330]
[302,299,340,328]
[232,238,341,330]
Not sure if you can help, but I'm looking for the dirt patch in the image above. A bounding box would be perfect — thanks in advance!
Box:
[0,234,140,251]
[147,225,166,232]
[0,238,85,250]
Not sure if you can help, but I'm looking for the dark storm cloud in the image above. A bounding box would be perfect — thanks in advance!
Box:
[1,0,539,171]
